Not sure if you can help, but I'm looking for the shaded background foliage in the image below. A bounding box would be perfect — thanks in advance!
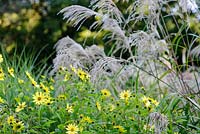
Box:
[0,0,200,71]
[0,0,89,67]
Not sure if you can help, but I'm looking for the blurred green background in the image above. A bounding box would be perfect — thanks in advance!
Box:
[0,0,90,66]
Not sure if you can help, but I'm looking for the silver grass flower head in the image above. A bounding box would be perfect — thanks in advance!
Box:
[85,45,106,62]
[50,37,89,74]
[50,36,107,75]
[179,0,199,13]
[59,5,100,29]
[90,57,136,91]
[149,112,168,134]
[90,0,124,22]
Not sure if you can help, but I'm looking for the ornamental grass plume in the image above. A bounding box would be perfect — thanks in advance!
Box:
[89,57,136,91]
[50,36,105,75]
[149,112,168,134]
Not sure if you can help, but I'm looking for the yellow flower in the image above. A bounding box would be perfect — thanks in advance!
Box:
[141,96,148,102]
[141,96,154,108]
[31,79,39,88]
[119,90,131,100]
[15,102,26,112]
[66,123,79,134]
[129,116,135,121]
[32,92,46,105]
[50,77,55,83]
[7,116,15,125]
[41,75,46,79]
[96,101,101,111]
[64,73,71,81]
[70,65,77,73]
[144,100,151,108]
[0,97,5,103]
[101,89,111,98]
[18,78,24,84]
[40,83,49,94]
[57,94,67,100]
[83,116,93,123]
[0,54,3,63]
[113,125,127,133]
[77,68,90,81]
[12,121,24,132]
[0,68,5,81]
[8,67,14,77]
[45,96,53,105]
[66,104,74,113]
[143,124,154,131]
[149,98,159,107]
[25,71,33,80]
[109,104,115,112]
[50,85,54,90]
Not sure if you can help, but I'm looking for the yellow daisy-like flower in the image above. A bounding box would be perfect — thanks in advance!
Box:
[0,68,5,81]
[149,98,159,107]
[7,116,15,125]
[66,104,74,113]
[113,125,127,133]
[143,124,154,131]
[8,67,15,77]
[18,78,24,84]
[83,116,93,123]
[49,85,54,90]
[66,123,79,134]
[45,95,53,105]
[0,54,3,63]
[32,92,46,105]
[50,77,55,83]
[119,90,131,100]
[64,73,71,81]
[108,103,115,112]
[96,101,101,111]
[12,121,24,132]
[101,89,111,98]
[0,97,5,103]
[141,96,149,103]
[15,102,26,112]
[57,94,67,100]
[40,83,49,94]
[144,100,151,108]
[31,79,39,88]
[70,65,77,73]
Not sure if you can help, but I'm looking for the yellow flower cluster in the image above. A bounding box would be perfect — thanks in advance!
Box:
[70,65,90,82]
[141,96,159,108]
[7,116,24,132]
